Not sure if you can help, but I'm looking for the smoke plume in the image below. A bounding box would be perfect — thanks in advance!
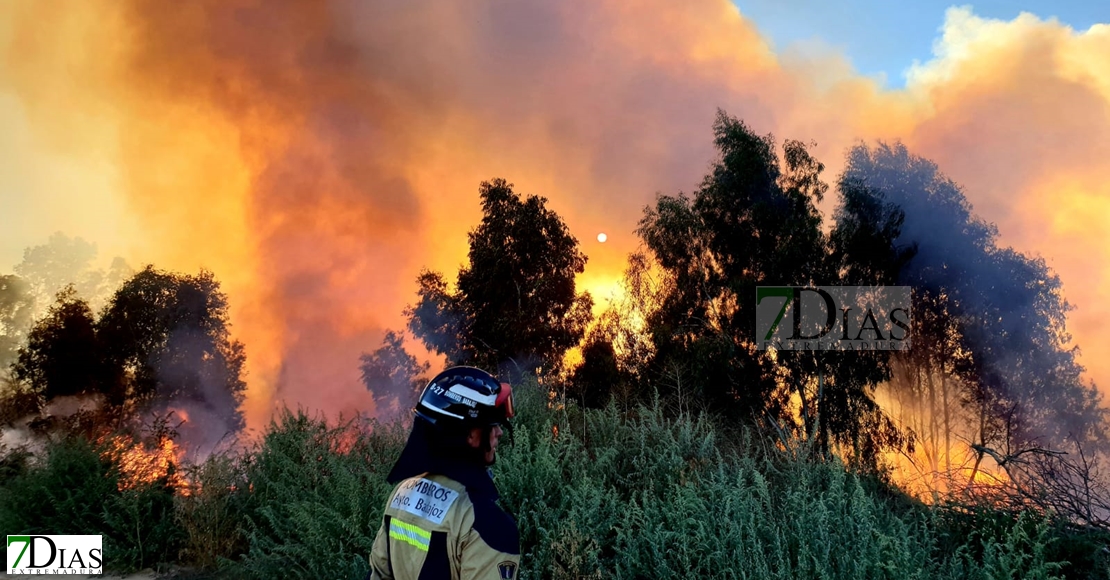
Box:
[1,1,1107,432]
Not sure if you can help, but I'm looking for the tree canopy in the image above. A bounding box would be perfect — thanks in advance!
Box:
[3,265,247,436]
[616,117,1108,476]
[841,143,1108,455]
[0,274,34,371]
[407,178,593,376]
[359,330,430,418]
[11,287,105,401]
[97,266,247,433]
[1,234,132,375]
[632,111,911,466]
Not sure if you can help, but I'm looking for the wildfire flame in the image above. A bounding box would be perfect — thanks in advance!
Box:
[884,440,1013,504]
[98,431,188,494]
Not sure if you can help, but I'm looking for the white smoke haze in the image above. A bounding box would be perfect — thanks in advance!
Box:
[0,425,38,456]
[157,402,242,463]
[0,1,1106,449]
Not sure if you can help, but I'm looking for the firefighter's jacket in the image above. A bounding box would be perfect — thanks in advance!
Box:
[368,422,520,580]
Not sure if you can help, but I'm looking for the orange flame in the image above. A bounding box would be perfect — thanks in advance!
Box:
[99,433,188,494]
[884,439,1012,504]
[171,407,190,425]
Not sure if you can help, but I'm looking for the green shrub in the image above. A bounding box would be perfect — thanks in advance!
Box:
[101,469,184,572]
[1044,522,1110,580]
[494,381,1075,580]
[2,381,1096,579]
[176,450,252,570]
[0,442,33,486]
[225,410,406,580]
[0,435,119,536]
[978,511,1064,580]
[0,434,183,573]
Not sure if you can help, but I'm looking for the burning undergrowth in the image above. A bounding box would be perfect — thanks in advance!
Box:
[95,412,190,494]
[0,395,244,498]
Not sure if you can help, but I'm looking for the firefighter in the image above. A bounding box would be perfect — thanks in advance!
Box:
[367,366,520,580]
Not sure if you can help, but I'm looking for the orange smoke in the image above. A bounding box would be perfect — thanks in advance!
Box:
[2,1,1107,434]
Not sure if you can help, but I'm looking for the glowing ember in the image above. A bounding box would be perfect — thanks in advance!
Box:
[170,407,190,425]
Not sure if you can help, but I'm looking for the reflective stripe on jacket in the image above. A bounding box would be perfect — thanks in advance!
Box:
[368,472,520,580]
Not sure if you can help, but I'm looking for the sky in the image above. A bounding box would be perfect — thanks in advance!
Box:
[734,1,1109,86]
[0,0,1108,433]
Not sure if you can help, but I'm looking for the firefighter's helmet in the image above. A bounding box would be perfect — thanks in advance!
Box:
[415,366,515,428]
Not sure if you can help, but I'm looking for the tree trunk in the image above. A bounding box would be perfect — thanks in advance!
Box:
[925,359,939,480]
[941,365,951,475]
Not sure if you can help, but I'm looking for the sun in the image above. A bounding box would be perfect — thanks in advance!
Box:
[597,232,607,243]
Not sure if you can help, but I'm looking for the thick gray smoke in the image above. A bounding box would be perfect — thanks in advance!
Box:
[844,141,1107,452]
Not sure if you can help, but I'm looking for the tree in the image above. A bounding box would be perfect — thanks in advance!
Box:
[407,271,468,365]
[570,253,666,407]
[360,330,430,419]
[407,178,593,376]
[570,336,623,410]
[11,287,107,402]
[12,233,134,318]
[636,114,821,414]
[634,111,911,466]
[808,174,919,466]
[14,232,98,305]
[829,177,917,287]
[842,141,1109,498]
[0,274,35,371]
[97,266,247,433]
[79,257,135,313]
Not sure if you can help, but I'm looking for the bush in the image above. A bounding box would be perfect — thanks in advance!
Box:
[0,434,183,573]
[1045,522,1110,580]
[101,470,183,572]
[494,380,1075,580]
[0,435,119,536]
[0,441,31,485]
[224,410,406,580]
[176,450,252,570]
[2,380,1097,579]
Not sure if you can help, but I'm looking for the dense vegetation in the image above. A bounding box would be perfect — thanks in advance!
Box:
[2,382,1106,579]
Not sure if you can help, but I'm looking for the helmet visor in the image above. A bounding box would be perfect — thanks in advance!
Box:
[496,382,515,420]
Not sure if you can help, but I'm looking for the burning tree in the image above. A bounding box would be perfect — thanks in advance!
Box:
[840,142,1110,525]
[97,266,248,436]
[1,266,246,556]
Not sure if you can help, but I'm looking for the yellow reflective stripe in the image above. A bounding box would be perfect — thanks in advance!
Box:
[391,519,431,540]
[389,530,429,551]
[389,520,430,551]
